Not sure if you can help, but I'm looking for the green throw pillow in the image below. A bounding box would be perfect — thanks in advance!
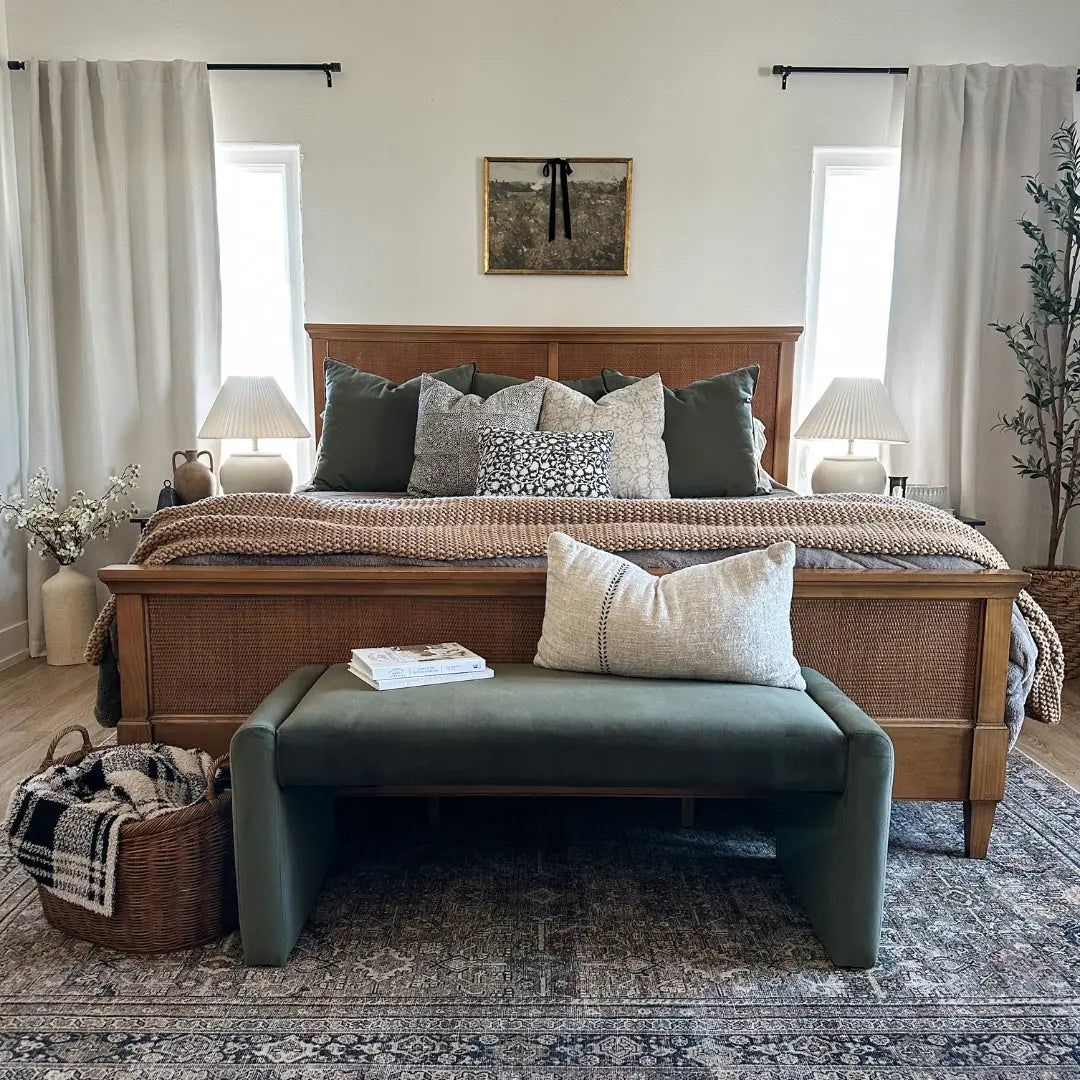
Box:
[472,371,608,400]
[311,359,476,491]
[601,366,760,498]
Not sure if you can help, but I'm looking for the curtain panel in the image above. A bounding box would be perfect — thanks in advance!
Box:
[884,64,1076,568]
[24,59,221,653]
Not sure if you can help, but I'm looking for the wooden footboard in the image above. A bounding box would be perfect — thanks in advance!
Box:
[99,564,1028,857]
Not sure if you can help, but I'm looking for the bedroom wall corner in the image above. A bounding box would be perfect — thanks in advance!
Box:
[0,0,30,670]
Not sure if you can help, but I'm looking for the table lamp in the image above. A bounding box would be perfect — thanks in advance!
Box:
[794,376,909,494]
[197,375,311,493]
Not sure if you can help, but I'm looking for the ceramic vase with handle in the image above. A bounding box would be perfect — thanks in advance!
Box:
[41,564,98,666]
[172,449,216,503]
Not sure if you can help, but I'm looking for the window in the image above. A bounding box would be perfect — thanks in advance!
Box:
[796,148,901,489]
[215,143,311,482]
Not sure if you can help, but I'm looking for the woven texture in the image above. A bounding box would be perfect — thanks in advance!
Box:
[536,534,804,688]
[84,491,1063,723]
[1024,566,1080,681]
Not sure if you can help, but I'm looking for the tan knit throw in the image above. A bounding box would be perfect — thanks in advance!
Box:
[85,491,1062,724]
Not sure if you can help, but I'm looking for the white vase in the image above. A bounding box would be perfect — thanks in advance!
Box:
[41,564,99,666]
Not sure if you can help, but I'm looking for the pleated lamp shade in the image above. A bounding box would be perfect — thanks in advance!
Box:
[795,377,909,444]
[198,376,310,441]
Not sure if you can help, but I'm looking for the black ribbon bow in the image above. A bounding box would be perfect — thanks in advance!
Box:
[543,158,573,241]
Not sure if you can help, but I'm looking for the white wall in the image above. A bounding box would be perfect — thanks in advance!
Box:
[7,0,1079,331]
[0,0,29,670]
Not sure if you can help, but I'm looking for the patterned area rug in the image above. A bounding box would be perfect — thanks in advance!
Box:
[1,754,1079,1078]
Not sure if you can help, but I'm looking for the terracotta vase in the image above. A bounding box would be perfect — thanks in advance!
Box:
[41,564,98,666]
[172,449,216,503]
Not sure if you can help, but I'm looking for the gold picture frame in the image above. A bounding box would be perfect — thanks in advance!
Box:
[483,157,632,275]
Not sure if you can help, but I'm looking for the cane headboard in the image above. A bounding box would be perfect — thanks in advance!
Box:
[304,325,800,485]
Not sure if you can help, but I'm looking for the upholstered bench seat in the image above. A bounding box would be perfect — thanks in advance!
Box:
[276,664,849,792]
[231,663,893,970]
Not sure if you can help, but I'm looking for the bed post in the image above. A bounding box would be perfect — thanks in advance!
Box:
[114,593,153,744]
[964,596,1014,858]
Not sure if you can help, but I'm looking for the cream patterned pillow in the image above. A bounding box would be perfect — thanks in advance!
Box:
[408,375,546,497]
[538,374,669,499]
[535,532,805,690]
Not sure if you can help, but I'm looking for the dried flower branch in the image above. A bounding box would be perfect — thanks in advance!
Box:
[0,465,141,566]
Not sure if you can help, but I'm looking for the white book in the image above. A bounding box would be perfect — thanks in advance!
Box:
[347,663,495,691]
[350,642,486,681]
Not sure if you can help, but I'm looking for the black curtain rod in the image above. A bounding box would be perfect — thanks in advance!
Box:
[771,63,1080,92]
[6,60,343,87]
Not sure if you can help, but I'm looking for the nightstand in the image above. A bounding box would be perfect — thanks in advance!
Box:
[955,513,987,528]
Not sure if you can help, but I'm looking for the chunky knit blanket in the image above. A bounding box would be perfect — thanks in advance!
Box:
[6,743,217,916]
[85,491,1063,724]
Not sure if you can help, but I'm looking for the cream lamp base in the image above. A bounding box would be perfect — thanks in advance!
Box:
[219,451,293,494]
[810,455,887,495]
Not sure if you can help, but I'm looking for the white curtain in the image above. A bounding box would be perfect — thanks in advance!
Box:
[24,59,221,653]
[884,64,1075,568]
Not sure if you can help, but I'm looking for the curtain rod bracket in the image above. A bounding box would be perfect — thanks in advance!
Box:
[779,66,792,90]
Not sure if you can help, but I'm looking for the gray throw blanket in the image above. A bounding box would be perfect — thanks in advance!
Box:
[5,743,218,916]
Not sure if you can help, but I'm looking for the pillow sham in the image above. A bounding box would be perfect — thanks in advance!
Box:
[473,371,608,400]
[475,428,613,498]
[538,374,669,499]
[311,359,475,492]
[408,375,546,497]
[535,532,805,690]
[601,365,760,498]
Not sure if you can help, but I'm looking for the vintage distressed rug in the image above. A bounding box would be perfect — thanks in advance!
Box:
[1,753,1079,1078]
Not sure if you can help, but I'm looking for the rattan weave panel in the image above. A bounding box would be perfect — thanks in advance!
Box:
[791,598,979,719]
[324,340,549,384]
[149,593,979,721]
[149,594,546,716]
[558,342,781,475]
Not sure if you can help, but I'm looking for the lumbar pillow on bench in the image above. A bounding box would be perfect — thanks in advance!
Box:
[535,532,804,690]
[475,428,614,498]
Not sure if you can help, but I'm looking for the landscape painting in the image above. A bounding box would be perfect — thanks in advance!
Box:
[484,157,632,275]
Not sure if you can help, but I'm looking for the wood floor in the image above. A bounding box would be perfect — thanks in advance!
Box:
[0,657,1079,805]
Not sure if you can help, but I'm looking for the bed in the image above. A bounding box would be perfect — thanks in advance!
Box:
[99,323,1034,859]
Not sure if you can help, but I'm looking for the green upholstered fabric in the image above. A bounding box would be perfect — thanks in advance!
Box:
[775,669,894,968]
[230,666,335,966]
[311,359,475,491]
[274,664,847,792]
[601,366,760,497]
[472,371,608,400]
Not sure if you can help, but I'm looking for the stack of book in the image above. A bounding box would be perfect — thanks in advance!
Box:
[348,642,493,691]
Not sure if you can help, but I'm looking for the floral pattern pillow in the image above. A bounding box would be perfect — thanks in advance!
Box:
[475,429,613,498]
[538,374,669,499]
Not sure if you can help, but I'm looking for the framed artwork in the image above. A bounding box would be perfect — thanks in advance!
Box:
[483,157,632,275]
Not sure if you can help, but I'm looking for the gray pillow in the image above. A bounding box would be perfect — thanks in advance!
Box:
[535,532,805,690]
[602,366,760,497]
[473,371,608,400]
[408,375,546,496]
[475,428,613,498]
[311,359,475,491]
[539,374,669,499]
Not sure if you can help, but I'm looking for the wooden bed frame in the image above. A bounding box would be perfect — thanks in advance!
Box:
[100,324,1028,859]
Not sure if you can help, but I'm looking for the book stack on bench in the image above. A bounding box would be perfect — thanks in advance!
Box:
[348,642,493,691]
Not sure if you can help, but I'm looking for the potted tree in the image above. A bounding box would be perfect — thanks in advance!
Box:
[996,121,1080,676]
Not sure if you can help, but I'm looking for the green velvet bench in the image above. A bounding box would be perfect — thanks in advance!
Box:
[230,664,894,968]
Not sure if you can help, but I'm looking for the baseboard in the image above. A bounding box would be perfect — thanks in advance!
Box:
[0,619,30,672]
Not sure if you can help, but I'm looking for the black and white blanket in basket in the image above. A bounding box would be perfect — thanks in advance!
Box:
[5,743,218,916]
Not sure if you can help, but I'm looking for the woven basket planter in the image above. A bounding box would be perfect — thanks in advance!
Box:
[34,726,237,952]
[1024,565,1080,681]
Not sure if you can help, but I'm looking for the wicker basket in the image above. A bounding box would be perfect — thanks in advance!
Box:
[33,726,237,952]
[1024,565,1080,680]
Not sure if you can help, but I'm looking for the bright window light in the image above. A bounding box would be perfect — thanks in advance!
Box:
[215,143,312,483]
[796,148,900,489]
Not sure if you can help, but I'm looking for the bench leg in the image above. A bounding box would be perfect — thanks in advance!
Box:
[230,666,335,966]
[963,799,997,859]
[775,672,895,969]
